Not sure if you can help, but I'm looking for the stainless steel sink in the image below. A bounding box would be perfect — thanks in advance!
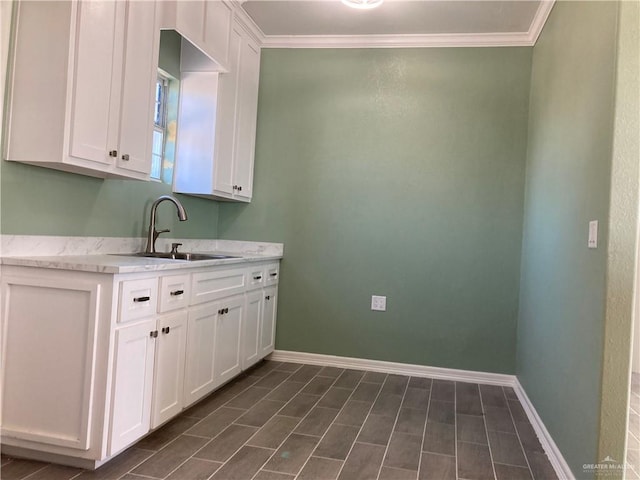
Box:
[113,252,240,261]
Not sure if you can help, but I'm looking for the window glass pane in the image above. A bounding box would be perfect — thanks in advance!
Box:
[150,129,164,180]
[151,72,177,184]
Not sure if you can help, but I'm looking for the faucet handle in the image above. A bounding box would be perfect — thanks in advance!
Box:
[171,243,183,254]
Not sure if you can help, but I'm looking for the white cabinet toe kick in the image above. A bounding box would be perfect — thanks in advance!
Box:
[0,260,279,468]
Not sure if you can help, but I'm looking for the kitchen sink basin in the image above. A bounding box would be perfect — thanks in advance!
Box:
[113,252,240,261]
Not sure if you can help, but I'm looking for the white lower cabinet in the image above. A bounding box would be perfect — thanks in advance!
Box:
[184,301,218,406]
[0,260,279,468]
[243,289,263,370]
[213,295,244,387]
[183,293,244,407]
[152,311,188,429]
[261,285,278,357]
[109,319,156,455]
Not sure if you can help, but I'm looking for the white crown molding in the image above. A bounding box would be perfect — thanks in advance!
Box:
[269,349,571,479]
[237,0,556,48]
[230,0,266,44]
[527,0,556,45]
[260,32,535,49]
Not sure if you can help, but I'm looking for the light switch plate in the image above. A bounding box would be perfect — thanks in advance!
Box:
[588,220,598,249]
[371,295,386,311]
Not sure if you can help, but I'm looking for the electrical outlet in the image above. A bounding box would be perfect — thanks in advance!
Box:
[371,295,386,311]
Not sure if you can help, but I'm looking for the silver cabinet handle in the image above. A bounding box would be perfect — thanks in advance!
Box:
[121,153,130,161]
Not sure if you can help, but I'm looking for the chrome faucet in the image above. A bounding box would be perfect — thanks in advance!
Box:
[145,195,188,253]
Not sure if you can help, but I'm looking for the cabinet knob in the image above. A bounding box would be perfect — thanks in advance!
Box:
[265,295,270,300]
[218,309,223,315]
[237,186,242,192]
[134,296,150,303]
[150,330,158,338]
[109,150,118,158]
[224,307,229,314]
[121,153,130,161]
[162,326,170,334]
[170,290,184,296]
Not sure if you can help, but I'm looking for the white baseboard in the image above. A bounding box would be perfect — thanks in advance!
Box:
[514,380,575,480]
[269,349,571,480]
[269,350,516,386]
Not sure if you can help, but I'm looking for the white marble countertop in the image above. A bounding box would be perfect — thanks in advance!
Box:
[1,252,282,274]
[0,236,284,274]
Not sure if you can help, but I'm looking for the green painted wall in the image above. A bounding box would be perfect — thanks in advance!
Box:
[0,161,219,238]
[219,47,532,373]
[159,30,182,79]
[515,2,619,477]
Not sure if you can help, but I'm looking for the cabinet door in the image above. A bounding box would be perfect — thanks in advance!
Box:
[68,0,121,165]
[243,290,263,370]
[203,0,232,66]
[214,295,244,387]
[212,24,241,197]
[151,311,187,429]
[175,1,205,47]
[110,318,156,455]
[260,286,278,358]
[183,302,219,406]
[116,0,158,175]
[1,276,101,450]
[232,34,260,201]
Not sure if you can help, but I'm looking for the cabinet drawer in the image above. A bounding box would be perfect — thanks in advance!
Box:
[159,274,190,313]
[265,263,280,286]
[119,278,158,323]
[191,268,246,305]
[246,265,265,291]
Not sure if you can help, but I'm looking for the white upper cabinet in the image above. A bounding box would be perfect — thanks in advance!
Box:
[231,32,260,201]
[173,19,261,203]
[5,1,160,180]
[160,0,232,69]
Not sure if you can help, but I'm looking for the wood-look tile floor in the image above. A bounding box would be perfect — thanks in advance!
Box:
[627,373,640,479]
[1,360,559,480]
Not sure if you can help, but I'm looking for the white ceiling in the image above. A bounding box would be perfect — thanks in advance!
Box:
[238,0,555,48]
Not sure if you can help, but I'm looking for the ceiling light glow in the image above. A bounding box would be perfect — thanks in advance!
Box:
[341,0,384,10]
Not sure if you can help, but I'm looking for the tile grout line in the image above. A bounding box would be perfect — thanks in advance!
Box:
[373,377,412,480]
[293,371,382,479]
[501,386,536,480]
[210,366,316,479]
[328,373,389,480]
[17,463,51,480]
[476,385,498,480]
[415,378,434,480]
[139,362,298,480]
[246,367,345,480]
[119,472,160,480]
